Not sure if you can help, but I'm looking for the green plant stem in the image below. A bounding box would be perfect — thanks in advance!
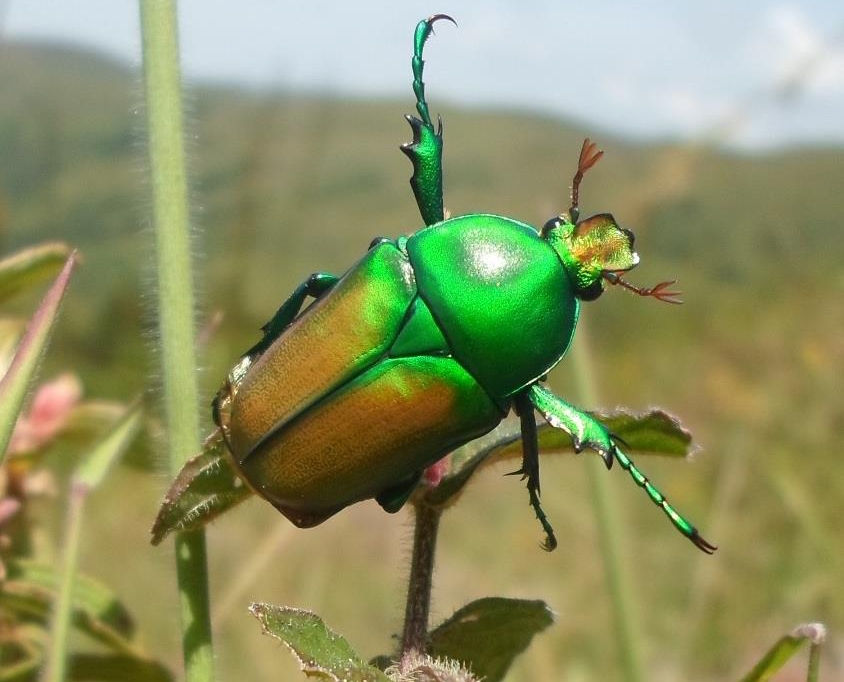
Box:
[139,2,214,680]
[570,324,645,682]
[401,502,442,657]
[42,482,86,682]
[806,640,821,682]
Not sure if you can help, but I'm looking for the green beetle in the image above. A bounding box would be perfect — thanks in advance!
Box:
[212,15,715,554]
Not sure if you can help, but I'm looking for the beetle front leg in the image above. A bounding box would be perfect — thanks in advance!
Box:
[400,14,455,227]
[528,383,716,554]
[513,392,558,551]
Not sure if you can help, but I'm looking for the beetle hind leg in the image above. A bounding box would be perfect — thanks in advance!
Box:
[376,470,424,513]
[514,392,558,551]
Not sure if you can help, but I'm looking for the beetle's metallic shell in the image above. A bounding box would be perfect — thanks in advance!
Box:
[223,241,501,526]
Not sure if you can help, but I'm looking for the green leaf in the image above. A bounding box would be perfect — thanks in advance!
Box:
[0,319,26,375]
[0,559,136,653]
[249,603,390,681]
[428,597,554,682]
[0,623,44,681]
[74,402,143,490]
[424,408,692,507]
[0,635,172,682]
[150,430,252,545]
[739,622,826,682]
[0,243,71,304]
[57,400,160,472]
[0,253,76,461]
[67,654,173,682]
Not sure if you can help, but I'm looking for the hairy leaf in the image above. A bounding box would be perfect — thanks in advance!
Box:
[249,603,390,681]
[150,430,251,545]
[428,597,554,682]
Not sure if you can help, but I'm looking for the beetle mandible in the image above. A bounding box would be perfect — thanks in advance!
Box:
[212,15,715,554]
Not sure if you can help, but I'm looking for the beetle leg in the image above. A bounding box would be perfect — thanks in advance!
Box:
[514,392,558,551]
[528,383,716,554]
[244,272,338,359]
[400,15,456,227]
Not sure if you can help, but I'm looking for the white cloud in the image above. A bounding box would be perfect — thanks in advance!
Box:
[751,5,844,95]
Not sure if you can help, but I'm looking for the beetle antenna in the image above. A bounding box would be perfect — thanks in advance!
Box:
[603,272,683,304]
[569,138,604,221]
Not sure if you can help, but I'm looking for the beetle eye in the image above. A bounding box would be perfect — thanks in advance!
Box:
[542,217,561,233]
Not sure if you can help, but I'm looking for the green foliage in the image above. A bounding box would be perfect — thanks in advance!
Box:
[1,559,136,650]
[251,598,553,682]
[0,252,75,460]
[150,429,251,545]
[250,604,391,681]
[426,598,554,682]
[739,623,825,682]
[0,560,172,681]
[0,243,70,304]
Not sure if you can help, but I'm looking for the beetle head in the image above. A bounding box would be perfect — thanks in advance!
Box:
[544,212,638,301]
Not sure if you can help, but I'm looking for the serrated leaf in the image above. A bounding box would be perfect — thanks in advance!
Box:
[0,559,136,653]
[250,603,390,681]
[0,253,76,461]
[150,430,252,545]
[739,622,826,682]
[0,243,71,304]
[424,408,692,507]
[427,597,554,682]
[67,654,173,682]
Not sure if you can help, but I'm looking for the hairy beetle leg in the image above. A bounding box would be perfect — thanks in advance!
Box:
[515,392,557,551]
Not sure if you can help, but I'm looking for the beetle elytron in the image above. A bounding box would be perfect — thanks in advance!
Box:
[212,15,715,553]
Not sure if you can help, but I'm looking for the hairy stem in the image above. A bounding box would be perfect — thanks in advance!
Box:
[570,323,645,682]
[139,1,214,680]
[401,502,442,657]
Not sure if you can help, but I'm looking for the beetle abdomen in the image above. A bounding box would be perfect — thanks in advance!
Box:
[407,214,579,402]
[240,355,500,527]
[228,242,416,464]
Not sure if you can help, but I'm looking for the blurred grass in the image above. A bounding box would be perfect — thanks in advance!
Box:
[0,42,842,680]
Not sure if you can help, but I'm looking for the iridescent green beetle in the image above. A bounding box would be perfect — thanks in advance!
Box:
[212,15,715,554]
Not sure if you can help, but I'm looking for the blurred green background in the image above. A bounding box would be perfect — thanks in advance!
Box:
[1,3,843,680]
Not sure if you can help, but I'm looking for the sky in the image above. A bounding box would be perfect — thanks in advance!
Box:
[3,1,844,149]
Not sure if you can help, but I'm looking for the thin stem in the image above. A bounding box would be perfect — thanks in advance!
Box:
[41,482,86,682]
[570,323,645,682]
[806,639,821,682]
[139,1,214,680]
[401,502,442,657]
